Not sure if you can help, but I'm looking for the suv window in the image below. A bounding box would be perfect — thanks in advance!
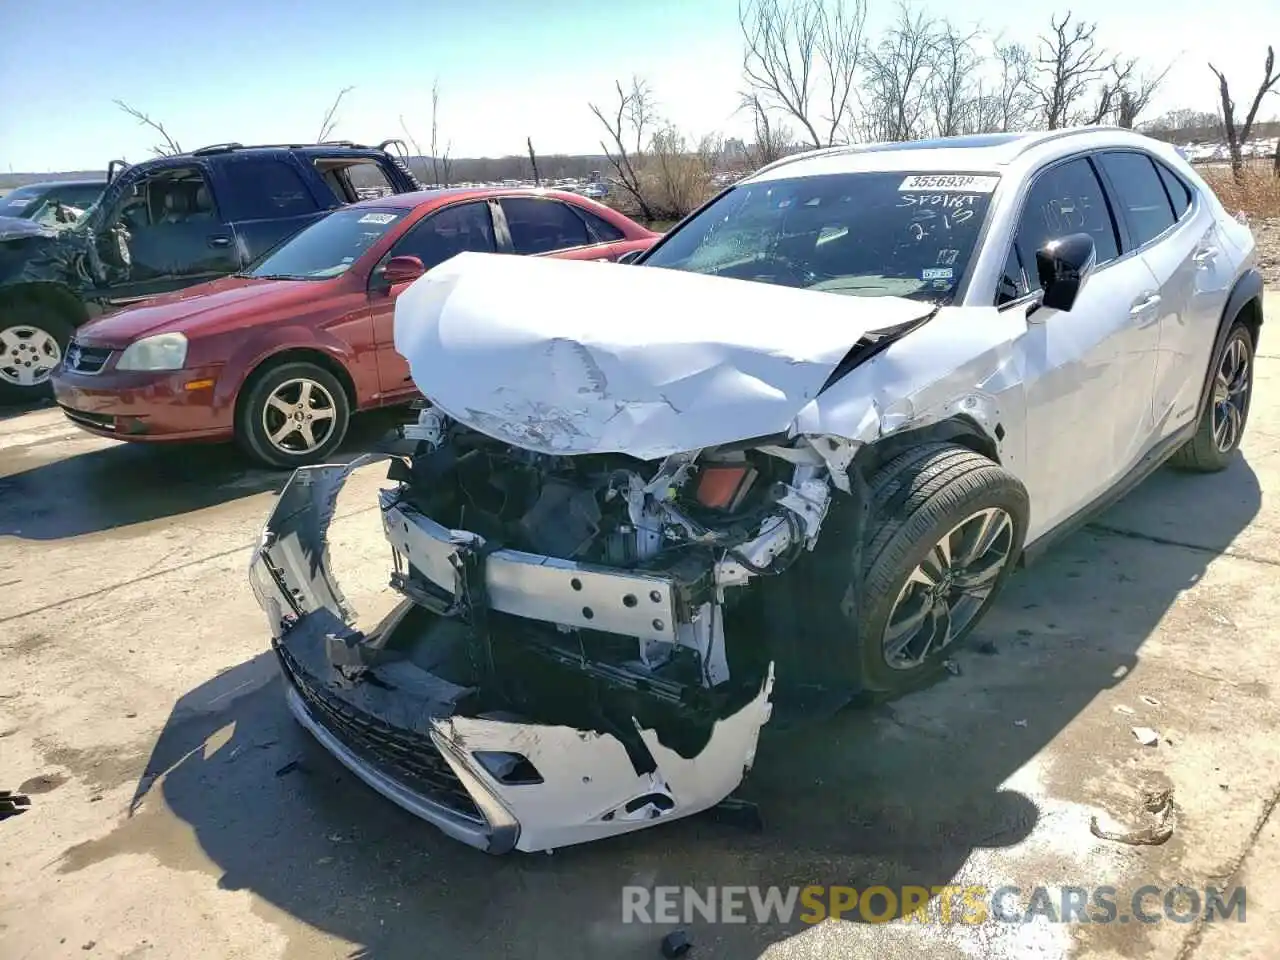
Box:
[220,158,318,221]
[1154,161,1192,220]
[1014,158,1119,293]
[575,206,625,242]
[314,159,395,204]
[390,201,496,269]
[500,197,591,253]
[1096,152,1176,248]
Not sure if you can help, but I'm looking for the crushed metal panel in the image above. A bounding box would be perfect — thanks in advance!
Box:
[392,251,935,459]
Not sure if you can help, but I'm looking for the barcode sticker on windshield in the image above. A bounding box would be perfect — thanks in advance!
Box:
[358,213,398,224]
[899,174,999,193]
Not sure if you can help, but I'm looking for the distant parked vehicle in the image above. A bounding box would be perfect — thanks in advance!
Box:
[0,179,107,225]
[51,188,659,467]
[0,140,422,403]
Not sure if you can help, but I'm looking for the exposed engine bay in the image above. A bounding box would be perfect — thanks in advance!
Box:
[393,404,847,690]
[249,402,857,854]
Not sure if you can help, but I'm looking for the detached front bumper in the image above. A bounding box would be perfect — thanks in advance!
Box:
[249,458,774,854]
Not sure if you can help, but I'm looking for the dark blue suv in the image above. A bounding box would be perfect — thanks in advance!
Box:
[0,140,421,402]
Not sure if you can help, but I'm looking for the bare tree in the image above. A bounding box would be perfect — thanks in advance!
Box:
[926,20,982,137]
[527,137,541,186]
[740,92,796,166]
[114,100,183,156]
[990,40,1036,132]
[589,77,658,221]
[399,80,453,186]
[1209,46,1280,177]
[858,2,940,142]
[316,86,354,142]
[1029,13,1115,130]
[1112,64,1171,128]
[430,80,453,187]
[739,0,866,148]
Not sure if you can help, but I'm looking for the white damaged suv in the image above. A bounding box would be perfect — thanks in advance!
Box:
[249,128,1263,854]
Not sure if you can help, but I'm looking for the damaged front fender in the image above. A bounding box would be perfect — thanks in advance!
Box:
[250,459,775,854]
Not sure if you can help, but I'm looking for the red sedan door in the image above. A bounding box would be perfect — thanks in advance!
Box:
[366,198,500,399]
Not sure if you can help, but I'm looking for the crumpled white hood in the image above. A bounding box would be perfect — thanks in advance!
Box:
[393,252,935,459]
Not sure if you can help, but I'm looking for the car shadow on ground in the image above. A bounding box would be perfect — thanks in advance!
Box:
[65,456,1262,959]
[0,408,409,540]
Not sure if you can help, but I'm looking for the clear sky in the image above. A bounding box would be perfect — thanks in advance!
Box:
[1,0,1276,172]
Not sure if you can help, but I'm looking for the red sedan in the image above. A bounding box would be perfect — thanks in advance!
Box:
[51,188,657,467]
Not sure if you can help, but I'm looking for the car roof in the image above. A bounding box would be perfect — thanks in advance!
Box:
[746,127,1171,183]
[347,187,598,211]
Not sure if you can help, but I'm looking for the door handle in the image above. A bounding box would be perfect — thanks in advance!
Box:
[1129,293,1161,317]
[207,235,232,249]
[1193,246,1219,266]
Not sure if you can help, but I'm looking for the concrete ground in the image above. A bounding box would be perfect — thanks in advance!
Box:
[2,300,1280,960]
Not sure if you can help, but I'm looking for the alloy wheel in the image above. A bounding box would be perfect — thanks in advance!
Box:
[260,377,338,456]
[0,325,62,387]
[1212,334,1250,453]
[882,506,1015,670]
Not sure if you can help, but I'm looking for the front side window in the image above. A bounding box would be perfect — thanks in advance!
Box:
[246,207,402,280]
[1014,158,1119,292]
[500,197,591,254]
[642,171,999,302]
[1096,152,1176,248]
[389,202,496,269]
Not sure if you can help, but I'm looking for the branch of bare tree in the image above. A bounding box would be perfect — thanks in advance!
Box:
[589,78,657,221]
[113,100,183,156]
[316,86,354,142]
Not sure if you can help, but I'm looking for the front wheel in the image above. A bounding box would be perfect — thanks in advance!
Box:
[0,306,72,404]
[236,361,351,469]
[855,443,1029,694]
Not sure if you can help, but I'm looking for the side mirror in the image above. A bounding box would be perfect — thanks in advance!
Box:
[380,255,426,286]
[1034,233,1096,312]
[615,248,645,265]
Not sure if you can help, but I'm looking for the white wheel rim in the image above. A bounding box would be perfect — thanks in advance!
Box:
[0,325,62,387]
[261,377,339,455]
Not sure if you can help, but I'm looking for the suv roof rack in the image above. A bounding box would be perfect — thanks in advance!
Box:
[189,140,393,156]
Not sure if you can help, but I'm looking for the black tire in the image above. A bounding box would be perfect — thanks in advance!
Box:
[0,305,73,404]
[1168,321,1254,473]
[854,443,1029,694]
[236,361,350,469]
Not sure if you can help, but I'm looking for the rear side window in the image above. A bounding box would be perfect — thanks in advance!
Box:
[343,161,396,200]
[1096,152,1176,248]
[1014,157,1119,291]
[499,198,591,253]
[1154,161,1192,220]
[221,158,319,221]
[574,206,625,242]
[390,201,496,269]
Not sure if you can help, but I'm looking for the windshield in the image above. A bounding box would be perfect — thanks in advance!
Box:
[0,186,43,218]
[642,171,998,302]
[245,208,404,280]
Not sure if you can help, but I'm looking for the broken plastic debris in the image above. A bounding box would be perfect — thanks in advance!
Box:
[1090,787,1175,845]
[1139,695,1161,707]
[1014,719,1028,727]
[1131,727,1159,747]
[944,659,961,676]
[1114,705,1136,715]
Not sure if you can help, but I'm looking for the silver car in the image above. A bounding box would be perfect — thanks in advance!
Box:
[250,128,1263,854]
